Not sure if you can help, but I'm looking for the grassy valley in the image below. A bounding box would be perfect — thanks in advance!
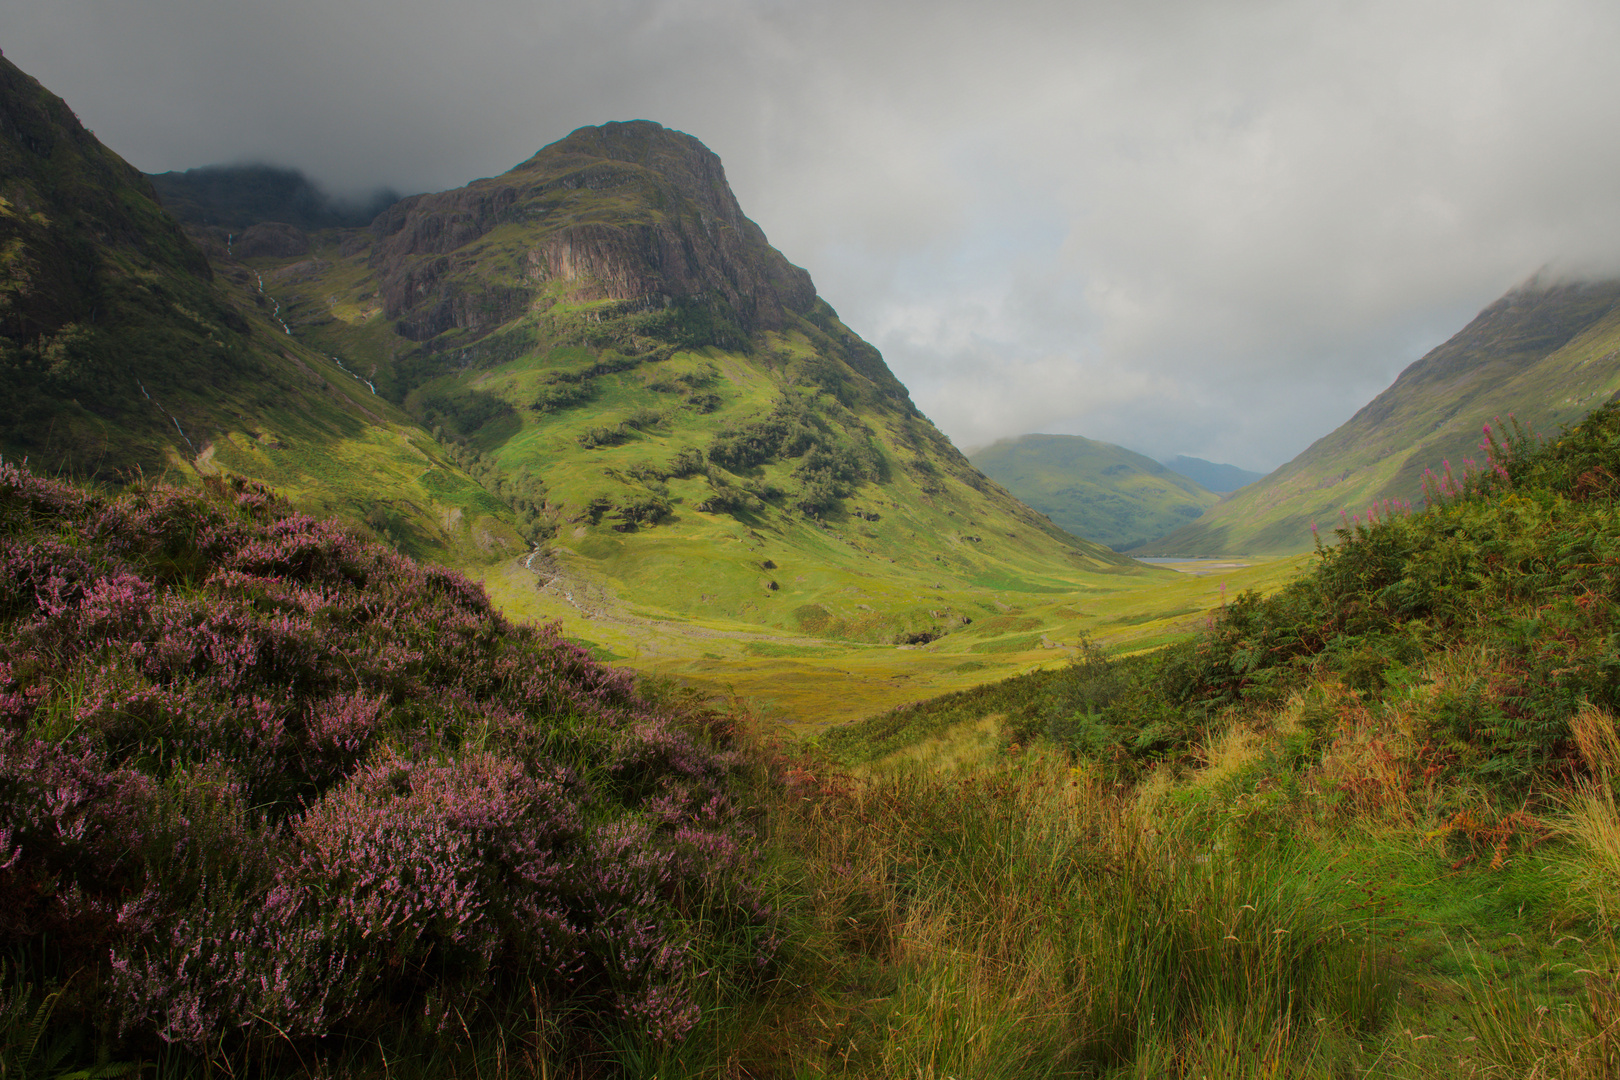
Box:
[10,353,1620,1079]
[208,122,1213,716]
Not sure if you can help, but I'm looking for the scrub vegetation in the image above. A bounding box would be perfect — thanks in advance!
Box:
[10,371,1620,1078]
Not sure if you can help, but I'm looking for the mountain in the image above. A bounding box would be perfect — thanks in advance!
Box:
[1162,455,1263,494]
[0,52,525,564]
[969,434,1218,551]
[233,120,1148,647]
[1136,276,1620,555]
[147,164,400,232]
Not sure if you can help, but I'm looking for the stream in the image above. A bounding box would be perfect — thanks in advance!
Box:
[136,377,195,454]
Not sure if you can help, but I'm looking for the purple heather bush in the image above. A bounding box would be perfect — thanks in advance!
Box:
[0,463,776,1059]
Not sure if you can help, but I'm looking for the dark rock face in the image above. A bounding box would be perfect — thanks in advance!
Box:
[366,121,816,345]
[235,221,311,259]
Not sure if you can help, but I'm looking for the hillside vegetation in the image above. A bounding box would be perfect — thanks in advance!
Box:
[0,463,777,1072]
[778,401,1620,1076]
[12,370,1620,1079]
[0,53,530,569]
[233,120,1152,660]
[971,433,1219,550]
[1142,276,1620,555]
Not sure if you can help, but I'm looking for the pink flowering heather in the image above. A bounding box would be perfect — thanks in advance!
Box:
[0,463,776,1061]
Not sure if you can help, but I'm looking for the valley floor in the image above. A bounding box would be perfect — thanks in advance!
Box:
[475,550,1309,731]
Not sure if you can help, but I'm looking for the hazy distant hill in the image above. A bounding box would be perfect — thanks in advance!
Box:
[970,434,1219,550]
[148,164,400,232]
[1162,455,1263,494]
[1137,276,1620,555]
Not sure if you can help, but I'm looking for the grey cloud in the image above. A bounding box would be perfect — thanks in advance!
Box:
[10,0,1620,469]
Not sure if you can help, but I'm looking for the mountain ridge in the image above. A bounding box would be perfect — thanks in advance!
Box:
[970,434,1218,551]
[1162,455,1263,494]
[2,49,1152,681]
[148,163,400,232]
[0,51,532,564]
[1137,276,1620,555]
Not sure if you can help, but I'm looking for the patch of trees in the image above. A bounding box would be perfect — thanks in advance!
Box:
[694,474,769,516]
[705,395,884,519]
[577,407,667,449]
[581,485,672,530]
[406,384,515,437]
[646,364,722,413]
[532,370,596,412]
[560,297,747,356]
[434,431,555,543]
[625,448,706,485]
[533,351,653,414]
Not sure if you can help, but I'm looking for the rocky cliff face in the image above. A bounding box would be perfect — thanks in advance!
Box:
[364,121,815,345]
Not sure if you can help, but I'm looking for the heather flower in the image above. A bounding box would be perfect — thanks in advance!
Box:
[0,465,775,1056]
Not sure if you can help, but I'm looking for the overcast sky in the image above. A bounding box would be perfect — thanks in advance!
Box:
[10,0,1620,470]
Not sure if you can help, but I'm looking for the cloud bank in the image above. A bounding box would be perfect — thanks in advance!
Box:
[10,0,1620,469]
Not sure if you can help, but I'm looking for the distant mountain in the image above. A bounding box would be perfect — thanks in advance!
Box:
[147,164,400,232]
[970,434,1219,551]
[1136,276,1620,555]
[1162,455,1263,494]
[0,52,524,563]
[183,119,1149,646]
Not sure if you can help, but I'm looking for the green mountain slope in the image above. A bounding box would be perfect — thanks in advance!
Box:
[240,120,1150,648]
[969,434,1219,550]
[0,53,524,565]
[1137,276,1620,555]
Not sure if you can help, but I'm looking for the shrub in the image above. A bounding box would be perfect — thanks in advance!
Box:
[0,463,775,1064]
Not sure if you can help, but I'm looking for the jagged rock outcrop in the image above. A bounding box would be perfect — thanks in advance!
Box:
[367,121,816,344]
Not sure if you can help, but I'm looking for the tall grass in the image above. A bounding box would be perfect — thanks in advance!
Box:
[769,748,1393,1077]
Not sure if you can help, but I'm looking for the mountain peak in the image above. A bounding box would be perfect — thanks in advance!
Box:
[527,120,743,231]
[366,119,815,343]
[536,120,719,173]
